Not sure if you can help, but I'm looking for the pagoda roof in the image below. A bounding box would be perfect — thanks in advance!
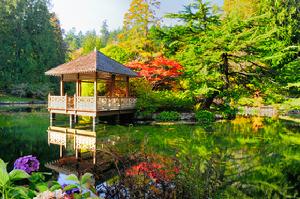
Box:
[45,50,137,77]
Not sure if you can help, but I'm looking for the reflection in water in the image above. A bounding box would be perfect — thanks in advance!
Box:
[46,126,119,183]
[47,126,96,163]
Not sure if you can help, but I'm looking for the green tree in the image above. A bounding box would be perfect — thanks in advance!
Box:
[123,0,160,38]
[224,0,258,18]
[0,0,66,97]
[81,30,102,54]
[155,0,300,108]
[100,20,110,47]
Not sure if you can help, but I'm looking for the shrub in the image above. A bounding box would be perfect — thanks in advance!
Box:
[155,111,181,122]
[217,105,237,119]
[195,110,215,123]
[130,78,159,116]
[154,91,194,112]
[10,83,29,97]
[130,79,195,116]
[10,83,50,99]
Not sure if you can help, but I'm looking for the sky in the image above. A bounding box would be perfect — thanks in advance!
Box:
[51,0,223,34]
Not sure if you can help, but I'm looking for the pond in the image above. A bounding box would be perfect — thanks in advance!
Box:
[0,106,299,198]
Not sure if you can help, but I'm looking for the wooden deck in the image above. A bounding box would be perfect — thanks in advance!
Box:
[48,94,137,117]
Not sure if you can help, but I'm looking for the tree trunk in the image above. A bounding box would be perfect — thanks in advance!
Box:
[201,91,219,110]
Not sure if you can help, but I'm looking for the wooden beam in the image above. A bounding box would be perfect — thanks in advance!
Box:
[110,74,116,97]
[94,73,97,112]
[78,80,81,96]
[60,75,64,96]
[125,76,129,97]
[76,73,79,96]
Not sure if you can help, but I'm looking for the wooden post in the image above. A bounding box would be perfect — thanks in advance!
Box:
[50,113,53,126]
[92,117,96,132]
[94,77,97,111]
[65,94,68,113]
[60,75,64,96]
[79,80,81,96]
[69,114,73,128]
[76,73,81,96]
[60,145,63,158]
[125,76,129,97]
[76,81,79,96]
[110,74,116,97]
[93,149,96,165]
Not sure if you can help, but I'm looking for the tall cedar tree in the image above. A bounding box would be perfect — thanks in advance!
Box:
[0,0,65,96]
[155,0,300,108]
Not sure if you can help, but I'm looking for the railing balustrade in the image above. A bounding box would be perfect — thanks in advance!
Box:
[48,95,67,110]
[76,96,95,111]
[48,94,136,113]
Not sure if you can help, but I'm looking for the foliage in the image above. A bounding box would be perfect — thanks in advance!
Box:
[0,94,36,103]
[153,0,300,109]
[224,0,259,18]
[155,111,181,122]
[130,78,158,116]
[0,0,65,96]
[101,45,136,64]
[0,159,31,198]
[63,173,97,198]
[153,90,194,111]
[9,83,50,99]
[123,0,160,38]
[0,156,98,199]
[219,105,237,119]
[100,20,110,48]
[195,110,215,123]
[237,97,264,107]
[280,98,300,112]
[126,56,183,89]
[81,31,102,55]
[130,79,194,116]
[175,118,300,198]
[97,153,179,198]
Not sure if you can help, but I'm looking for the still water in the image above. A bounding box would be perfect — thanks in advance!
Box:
[0,106,299,191]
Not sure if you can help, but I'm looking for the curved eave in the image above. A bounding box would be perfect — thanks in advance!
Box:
[45,69,138,77]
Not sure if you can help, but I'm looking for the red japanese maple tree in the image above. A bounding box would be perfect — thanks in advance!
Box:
[126,56,183,89]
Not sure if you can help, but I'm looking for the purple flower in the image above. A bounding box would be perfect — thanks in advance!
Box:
[62,184,80,195]
[14,155,40,174]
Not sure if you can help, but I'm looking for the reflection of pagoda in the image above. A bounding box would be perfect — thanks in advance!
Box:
[45,126,119,182]
[47,126,97,163]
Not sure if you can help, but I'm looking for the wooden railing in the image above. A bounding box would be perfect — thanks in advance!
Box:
[48,95,67,110]
[48,94,136,112]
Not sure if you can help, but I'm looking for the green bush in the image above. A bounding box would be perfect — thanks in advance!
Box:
[155,111,181,122]
[153,91,194,112]
[10,83,50,99]
[195,110,215,123]
[218,105,237,119]
[130,78,159,116]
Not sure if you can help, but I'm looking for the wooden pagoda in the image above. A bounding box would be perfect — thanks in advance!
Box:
[45,49,138,131]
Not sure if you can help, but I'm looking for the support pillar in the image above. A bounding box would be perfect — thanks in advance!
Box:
[60,145,63,158]
[60,75,64,96]
[93,150,96,165]
[69,115,73,128]
[125,76,129,97]
[74,115,78,124]
[92,116,96,132]
[110,75,115,97]
[79,81,81,96]
[50,113,53,126]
